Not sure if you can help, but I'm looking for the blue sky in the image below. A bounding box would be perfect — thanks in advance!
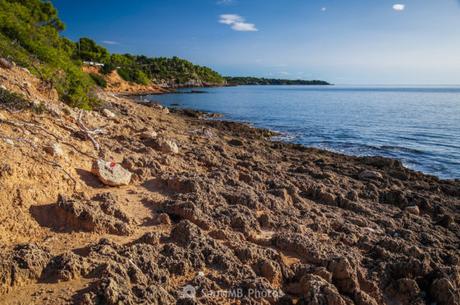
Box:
[54,0,460,85]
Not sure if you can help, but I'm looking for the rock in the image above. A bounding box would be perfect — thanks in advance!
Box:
[102,109,116,119]
[155,213,171,225]
[44,143,64,157]
[228,139,243,146]
[45,194,133,235]
[327,257,359,294]
[347,190,359,201]
[0,244,52,295]
[359,170,383,180]
[202,128,214,138]
[430,278,458,305]
[299,274,347,305]
[157,138,179,154]
[258,259,281,284]
[140,130,158,140]
[91,159,132,186]
[163,107,170,114]
[3,139,14,146]
[0,112,6,121]
[0,58,13,69]
[405,205,420,215]
[437,214,454,228]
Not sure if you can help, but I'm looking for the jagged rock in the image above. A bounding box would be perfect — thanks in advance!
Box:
[43,252,89,281]
[91,159,132,186]
[44,143,64,157]
[327,257,359,294]
[0,58,13,69]
[53,194,133,235]
[430,277,459,305]
[102,108,116,119]
[0,244,52,295]
[299,274,347,305]
[405,205,420,215]
[258,259,282,285]
[347,189,359,201]
[386,278,421,305]
[359,170,383,180]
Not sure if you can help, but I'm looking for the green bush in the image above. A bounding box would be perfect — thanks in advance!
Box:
[118,67,150,85]
[89,73,107,88]
[0,0,98,109]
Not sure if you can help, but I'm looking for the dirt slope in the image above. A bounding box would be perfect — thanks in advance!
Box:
[0,62,459,305]
[82,66,167,95]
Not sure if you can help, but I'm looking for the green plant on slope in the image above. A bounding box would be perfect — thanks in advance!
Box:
[0,0,98,109]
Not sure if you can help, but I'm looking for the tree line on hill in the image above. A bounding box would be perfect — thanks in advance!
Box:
[0,0,225,109]
[225,77,330,86]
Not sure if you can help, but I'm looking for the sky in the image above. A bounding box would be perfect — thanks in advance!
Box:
[53,0,460,85]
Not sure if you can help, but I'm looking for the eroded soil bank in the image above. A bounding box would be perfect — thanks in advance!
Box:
[0,63,459,305]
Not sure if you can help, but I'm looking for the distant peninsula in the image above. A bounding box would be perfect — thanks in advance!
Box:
[225,76,331,86]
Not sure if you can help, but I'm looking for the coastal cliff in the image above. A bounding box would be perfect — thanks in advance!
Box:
[0,59,459,305]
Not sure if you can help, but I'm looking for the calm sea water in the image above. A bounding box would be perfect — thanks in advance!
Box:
[146,86,460,179]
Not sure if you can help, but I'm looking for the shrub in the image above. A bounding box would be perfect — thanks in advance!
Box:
[89,73,107,88]
[0,87,44,113]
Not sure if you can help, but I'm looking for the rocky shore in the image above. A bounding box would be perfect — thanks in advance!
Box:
[0,62,459,305]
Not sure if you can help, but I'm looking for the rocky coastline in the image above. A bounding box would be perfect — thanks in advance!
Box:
[0,62,459,305]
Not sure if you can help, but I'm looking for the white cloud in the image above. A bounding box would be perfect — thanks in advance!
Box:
[219,14,258,32]
[231,22,257,32]
[219,14,243,25]
[393,4,405,11]
[102,40,119,45]
[217,0,234,5]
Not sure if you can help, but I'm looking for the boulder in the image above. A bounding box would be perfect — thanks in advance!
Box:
[91,159,132,186]
[359,170,383,180]
[44,143,64,157]
[102,109,116,119]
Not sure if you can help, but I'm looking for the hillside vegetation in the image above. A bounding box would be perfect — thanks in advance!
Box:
[0,0,225,109]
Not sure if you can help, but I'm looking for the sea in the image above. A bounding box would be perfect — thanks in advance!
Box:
[145,85,460,180]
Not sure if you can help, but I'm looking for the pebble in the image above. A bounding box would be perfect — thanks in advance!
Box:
[3,139,14,146]
[405,205,420,215]
[102,109,116,119]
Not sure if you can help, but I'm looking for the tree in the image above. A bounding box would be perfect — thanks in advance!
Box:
[77,38,110,63]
